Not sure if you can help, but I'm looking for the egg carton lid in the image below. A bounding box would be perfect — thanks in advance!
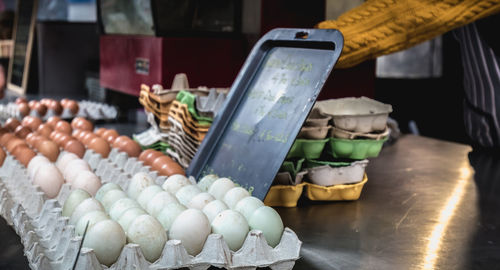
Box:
[316,96,393,117]
[195,88,227,118]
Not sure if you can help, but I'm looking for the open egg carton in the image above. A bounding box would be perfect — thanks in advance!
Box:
[0,149,302,270]
[0,102,22,120]
[76,100,118,121]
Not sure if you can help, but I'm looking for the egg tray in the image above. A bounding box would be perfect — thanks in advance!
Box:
[305,159,368,186]
[195,88,227,118]
[330,126,390,140]
[286,138,329,160]
[176,91,213,124]
[304,108,331,127]
[328,136,388,160]
[0,150,302,270]
[76,100,118,121]
[315,97,392,133]
[264,174,368,207]
[297,125,332,140]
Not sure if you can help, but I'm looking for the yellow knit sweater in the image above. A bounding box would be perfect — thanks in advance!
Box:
[317,0,500,68]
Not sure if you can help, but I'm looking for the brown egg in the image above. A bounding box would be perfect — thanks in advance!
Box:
[0,147,5,166]
[40,98,51,105]
[58,134,74,147]
[112,135,130,148]
[6,138,28,153]
[0,133,15,147]
[25,133,37,147]
[60,98,69,107]
[76,119,93,131]
[37,140,60,162]
[46,116,61,128]
[88,137,110,158]
[48,100,63,115]
[82,132,98,145]
[49,130,59,141]
[14,125,31,139]
[55,121,72,134]
[70,117,83,129]
[34,103,47,116]
[32,135,46,149]
[72,129,82,138]
[15,97,27,104]
[138,149,156,163]
[22,116,42,131]
[5,118,21,131]
[18,103,30,117]
[37,124,53,138]
[158,162,185,176]
[28,100,38,110]
[65,100,79,114]
[151,155,174,171]
[76,130,89,141]
[64,139,86,158]
[119,139,142,157]
[0,127,8,136]
[95,128,107,137]
[15,146,36,167]
[104,134,118,144]
[102,129,119,140]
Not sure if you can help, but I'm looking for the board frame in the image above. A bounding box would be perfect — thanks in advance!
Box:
[7,0,38,95]
[187,28,343,198]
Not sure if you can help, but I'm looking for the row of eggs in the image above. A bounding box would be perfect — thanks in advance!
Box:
[63,172,284,266]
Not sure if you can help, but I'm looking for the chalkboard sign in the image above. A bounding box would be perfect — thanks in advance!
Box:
[8,0,38,95]
[187,29,343,199]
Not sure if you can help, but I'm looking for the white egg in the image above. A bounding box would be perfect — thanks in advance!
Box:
[202,200,229,223]
[211,210,250,251]
[248,206,284,247]
[69,198,105,225]
[223,187,250,209]
[101,189,127,211]
[75,210,109,236]
[127,215,168,262]
[109,198,140,220]
[234,196,264,221]
[162,174,190,194]
[64,159,91,183]
[137,185,164,208]
[169,209,211,256]
[82,219,126,266]
[27,155,50,180]
[62,189,91,217]
[146,192,179,217]
[175,185,202,206]
[187,192,215,210]
[156,203,186,231]
[72,171,102,196]
[56,152,79,172]
[128,172,155,199]
[95,182,122,201]
[197,174,219,192]
[117,207,147,232]
[33,163,64,198]
[208,178,235,200]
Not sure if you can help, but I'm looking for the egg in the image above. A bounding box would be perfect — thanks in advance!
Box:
[75,210,109,236]
[82,132,98,145]
[64,139,86,158]
[5,118,21,131]
[137,185,164,208]
[72,171,102,196]
[156,203,186,231]
[95,182,122,201]
[223,187,250,209]
[62,189,91,217]
[208,178,235,200]
[65,100,79,114]
[187,192,215,210]
[32,163,64,198]
[146,191,179,217]
[14,125,30,139]
[37,124,53,138]
[175,185,202,206]
[15,147,37,167]
[55,121,72,134]
[197,174,219,192]
[0,148,5,166]
[34,102,47,116]
[109,198,140,220]
[162,174,190,194]
[211,210,250,251]
[151,155,173,171]
[55,152,79,172]
[48,100,63,115]
[234,197,264,221]
[28,100,37,110]
[94,127,107,137]
[0,133,15,146]
[119,139,142,157]
[60,98,69,107]
[202,200,229,223]
[248,206,284,247]
[27,155,50,179]
[158,161,185,177]
[23,116,42,131]
[127,215,168,262]
[15,97,27,104]
[127,172,155,199]
[112,135,129,149]
[138,149,155,163]
[71,117,85,129]
[117,207,147,232]
[100,189,127,211]
[63,159,91,183]
[83,219,126,266]
[102,129,119,142]
[46,116,61,128]
[169,209,211,255]
[143,150,163,166]
[18,102,30,117]
[69,198,105,225]
[6,138,28,153]
[88,137,110,158]
[37,140,60,162]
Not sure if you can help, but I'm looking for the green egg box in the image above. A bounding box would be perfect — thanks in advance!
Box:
[286,138,329,159]
[280,158,305,179]
[328,136,388,160]
[176,90,213,124]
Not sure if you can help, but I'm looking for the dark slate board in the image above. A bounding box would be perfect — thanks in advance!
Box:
[187,28,343,200]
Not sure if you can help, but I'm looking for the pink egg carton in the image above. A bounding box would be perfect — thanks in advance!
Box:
[0,150,301,270]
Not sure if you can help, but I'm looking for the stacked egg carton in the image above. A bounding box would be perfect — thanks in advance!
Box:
[0,149,301,270]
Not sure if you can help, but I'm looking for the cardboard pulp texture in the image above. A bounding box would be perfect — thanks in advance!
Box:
[0,149,302,270]
[306,160,368,186]
[305,174,368,201]
[286,138,329,160]
[328,137,388,160]
[330,126,390,140]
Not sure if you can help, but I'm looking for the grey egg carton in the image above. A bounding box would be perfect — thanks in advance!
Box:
[77,100,118,120]
[134,128,165,147]
[0,102,21,120]
[306,160,369,186]
[195,88,227,118]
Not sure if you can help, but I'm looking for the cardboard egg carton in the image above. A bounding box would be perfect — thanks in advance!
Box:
[77,100,118,120]
[195,88,227,118]
[0,102,22,120]
[0,150,301,270]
